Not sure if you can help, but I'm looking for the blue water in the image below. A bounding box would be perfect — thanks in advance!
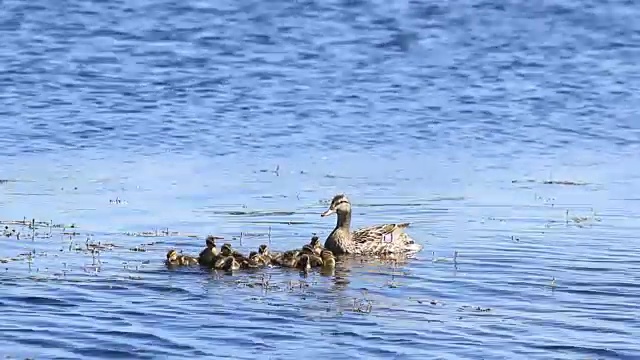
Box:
[1,0,640,358]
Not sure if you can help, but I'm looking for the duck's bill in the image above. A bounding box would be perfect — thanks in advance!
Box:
[321,209,335,217]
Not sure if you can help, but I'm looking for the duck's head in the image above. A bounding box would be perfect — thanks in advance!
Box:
[258,244,268,255]
[321,194,351,217]
[220,243,233,256]
[249,251,258,259]
[205,236,217,249]
[166,249,179,262]
[310,235,320,246]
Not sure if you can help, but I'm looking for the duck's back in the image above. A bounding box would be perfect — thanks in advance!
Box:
[352,222,422,255]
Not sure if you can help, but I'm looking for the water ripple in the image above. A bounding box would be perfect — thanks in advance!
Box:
[1,0,640,358]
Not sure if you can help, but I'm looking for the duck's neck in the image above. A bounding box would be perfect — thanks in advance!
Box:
[325,210,354,255]
[336,210,352,232]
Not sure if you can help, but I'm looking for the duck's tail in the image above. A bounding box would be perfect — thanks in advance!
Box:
[404,242,423,253]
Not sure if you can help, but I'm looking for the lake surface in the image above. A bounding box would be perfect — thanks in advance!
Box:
[1,0,640,358]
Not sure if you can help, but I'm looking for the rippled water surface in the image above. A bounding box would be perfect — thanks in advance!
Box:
[1,0,640,358]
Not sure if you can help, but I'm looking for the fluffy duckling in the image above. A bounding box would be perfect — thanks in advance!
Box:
[300,243,316,255]
[166,249,181,266]
[221,243,249,261]
[219,243,233,256]
[198,236,219,266]
[165,249,198,266]
[265,247,283,265]
[238,251,262,269]
[213,255,229,269]
[308,254,324,267]
[249,250,269,267]
[213,244,238,268]
[179,254,199,266]
[320,249,336,268]
[257,244,273,263]
[220,256,240,272]
[215,243,258,270]
[273,249,300,267]
[296,254,312,272]
[309,235,324,255]
[299,244,323,267]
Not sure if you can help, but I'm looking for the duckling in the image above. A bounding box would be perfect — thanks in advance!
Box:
[242,259,261,269]
[165,249,181,266]
[249,250,269,267]
[220,256,240,272]
[236,251,260,269]
[213,255,229,269]
[265,246,283,265]
[273,249,300,267]
[220,243,248,261]
[296,254,312,272]
[280,257,297,268]
[320,249,336,268]
[219,243,233,256]
[257,244,273,263]
[198,236,218,266]
[284,249,300,258]
[308,254,324,267]
[300,243,317,255]
[165,249,198,266]
[309,235,324,255]
[179,254,199,266]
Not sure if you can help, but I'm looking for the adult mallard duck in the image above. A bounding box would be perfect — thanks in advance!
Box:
[198,236,219,266]
[320,194,423,256]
